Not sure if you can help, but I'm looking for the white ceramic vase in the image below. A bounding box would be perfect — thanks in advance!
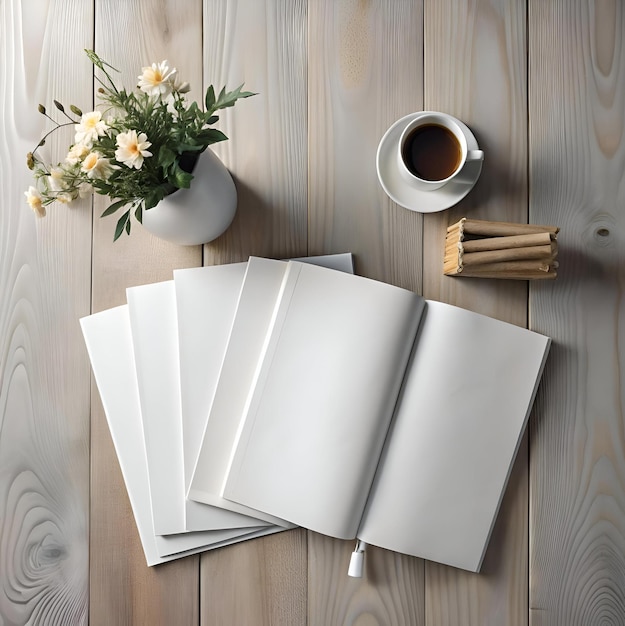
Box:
[141,148,237,245]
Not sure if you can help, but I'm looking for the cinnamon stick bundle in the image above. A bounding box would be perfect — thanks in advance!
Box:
[443,217,560,280]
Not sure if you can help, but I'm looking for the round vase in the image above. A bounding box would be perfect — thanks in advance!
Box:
[141,149,237,245]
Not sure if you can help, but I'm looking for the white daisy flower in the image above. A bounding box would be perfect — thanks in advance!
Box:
[65,142,90,165]
[81,152,116,179]
[170,75,191,94]
[56,192,75,204]
[74,111,109,146]
[115,130,153,169]
[138,61,177,97]
[78,182,94,198]
[47,166,67,192]
[25,186,45,217]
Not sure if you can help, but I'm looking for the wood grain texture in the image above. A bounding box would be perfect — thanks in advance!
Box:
[307,1,425,623]
[5,1,624,624]
[422,1,529,625]
[202,0,309,265]
[529,1,625,624]
[308,0,424,291]
[0,1,93,625]
[200,2,308,622]
[92,0,202,315]
[89,1,202,624]
[308,534,424,626]
[423,0,529,320]
[201,529,307,626]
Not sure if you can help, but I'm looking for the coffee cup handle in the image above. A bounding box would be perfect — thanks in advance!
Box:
[467,149,484,162]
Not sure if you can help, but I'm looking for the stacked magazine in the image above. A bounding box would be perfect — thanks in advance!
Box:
[81,254,550,573]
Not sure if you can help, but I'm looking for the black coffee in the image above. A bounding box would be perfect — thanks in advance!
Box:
[401,124,461,181]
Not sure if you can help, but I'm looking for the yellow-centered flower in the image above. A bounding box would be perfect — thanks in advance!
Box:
[74,111,109,146]
[138,61,177,97]
[25,186,45,217]
[115,130,153,169]
[82,152,116,179]
[65,142,90,165]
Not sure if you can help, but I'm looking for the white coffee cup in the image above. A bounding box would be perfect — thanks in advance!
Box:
[398,112,484,191]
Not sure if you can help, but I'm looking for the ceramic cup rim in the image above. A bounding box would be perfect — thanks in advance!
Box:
[397,113,470,189]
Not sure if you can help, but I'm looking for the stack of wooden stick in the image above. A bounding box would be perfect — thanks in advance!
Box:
[444,218,559,280]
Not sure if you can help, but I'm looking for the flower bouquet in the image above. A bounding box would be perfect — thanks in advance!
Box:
[26,50,254,240]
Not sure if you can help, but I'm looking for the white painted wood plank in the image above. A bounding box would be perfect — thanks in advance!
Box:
[202,0,309,265]
[90,1,202,623]
[529,1,625,623]
[0,1,93,624]
[308,0,424,290]
[422,1,529,625]
[199,1,309,623]
[307,1,425,623]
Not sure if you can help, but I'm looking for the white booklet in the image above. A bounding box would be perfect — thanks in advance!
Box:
[186,255,354,518]
[126,281,270,535]
[80,306,283,566]
[127,253,354,535]
[176,254,354,516]
[201,261,550,572]
[174,262,250,530]
[187,258,297,516]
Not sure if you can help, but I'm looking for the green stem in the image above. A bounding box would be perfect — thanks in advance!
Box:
[31,121,76,157]
[59,110,78,124]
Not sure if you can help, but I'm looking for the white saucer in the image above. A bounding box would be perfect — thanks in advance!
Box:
[376,112,483,213]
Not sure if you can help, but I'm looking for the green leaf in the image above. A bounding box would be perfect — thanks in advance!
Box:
[96,182,115,196]
[100,199,127,217]
[167,163,193,189]
[213,84,257,111]
[205,115,219,125]
[85,49,119,73]
[85,49,105,71]
[144,186,166,210]
[205,85,215,110]
[125,219,131,235]
[113,210,130,241]
[176,142,203,153]
[170,164,194,189]
[134,204,143,224]
[197,128,228,145]
[158,146,177,169]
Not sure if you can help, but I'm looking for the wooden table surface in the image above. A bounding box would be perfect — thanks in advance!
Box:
[2,0,624,624]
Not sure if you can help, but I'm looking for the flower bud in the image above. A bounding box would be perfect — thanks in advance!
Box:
[26,152,35,170]
[38,104,46,115]
[70,104,83,117]
[53,100,65,112]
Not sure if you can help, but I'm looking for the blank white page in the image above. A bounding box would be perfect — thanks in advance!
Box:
[174,263,265,530]
[127,281,270,534]
[188,258,292,525]
[187,255,354,523]
[183,253,353,528]
[358,300,550,572]
[79,306,274,565]
[174,263,247,492]
[222,262,424,539]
